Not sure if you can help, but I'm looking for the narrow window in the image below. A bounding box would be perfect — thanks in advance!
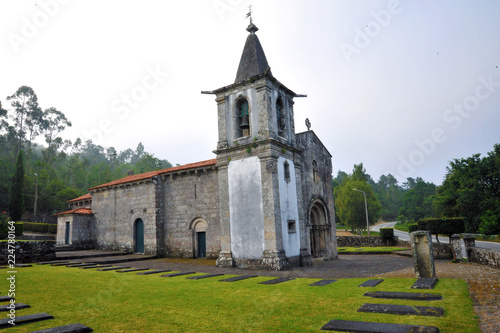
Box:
[194,184,197,199]
[276,97,285,136]
[312,160,318,182]
[284,161,290,183]
[287,220,296,233]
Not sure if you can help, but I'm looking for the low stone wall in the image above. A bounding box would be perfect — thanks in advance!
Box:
[337,236,453,259]
[0,241,56,264]
[466,247,500,270]
[17,234,56,241]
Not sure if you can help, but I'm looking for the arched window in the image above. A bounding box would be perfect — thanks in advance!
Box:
[236,98,250,138]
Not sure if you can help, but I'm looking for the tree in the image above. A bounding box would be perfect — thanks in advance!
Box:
[6,86,41,154]
[42,107,72,161]
[374,174,403,220]
[399,177,436,223]
[435,144,500,233]
[9,150,25,221]
[334,164,382,233]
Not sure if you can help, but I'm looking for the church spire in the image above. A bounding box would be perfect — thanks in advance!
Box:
[234,11,272,83]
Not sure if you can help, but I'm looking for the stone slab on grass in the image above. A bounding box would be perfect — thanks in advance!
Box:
[364,291,443,301]
[116,268,149,273]
[321,319,440,332]
[0,312,54,329]
[79,265,113,270]
[309,279,338,287]
[28,323,93,332]
[412,278,439,289]
[38,260,70,265]
[0,296,14,302]
[259,277,295,285]
[15,264,33,267]
[219,275,258,282]
[187,273,225,280]
[0,303,30,311]
[358,303,444,317]
[358,279,384,287]
[160,271,196,278]
[96,266,131,271]
[66,263,96,268]
[52,262,80,266]
[136,269,172,275]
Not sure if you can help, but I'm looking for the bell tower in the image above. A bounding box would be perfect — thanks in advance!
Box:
[203,21,311,270]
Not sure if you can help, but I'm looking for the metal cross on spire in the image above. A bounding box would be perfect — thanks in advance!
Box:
[246,4,253,24]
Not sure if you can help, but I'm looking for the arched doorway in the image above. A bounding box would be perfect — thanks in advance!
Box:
[190,219,208,259]
[309,201,329,258]
[134,219,144,253]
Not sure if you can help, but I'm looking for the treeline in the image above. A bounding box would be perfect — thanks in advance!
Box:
[0,86,173,220]
[333,143,500,235]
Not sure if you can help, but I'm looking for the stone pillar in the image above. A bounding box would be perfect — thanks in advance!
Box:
[215,162,234,268]
[410,231,436,278]
[463,234,476,260]
[451,234,463,261]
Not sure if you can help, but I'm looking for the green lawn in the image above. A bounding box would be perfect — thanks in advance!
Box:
[1,265,479,332]
[338,246,409,253]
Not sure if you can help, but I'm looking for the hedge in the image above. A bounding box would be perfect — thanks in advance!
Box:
[417,217,466,239]
[23,222,57,234]
[0,222,24,238]
[408,223,419,233]
[380,228,394,239]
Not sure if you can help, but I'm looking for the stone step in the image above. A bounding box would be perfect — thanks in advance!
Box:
[187,273,225,280]
[29,323,94,332]
[412,278,439,289]
[56,251,133,260]
[160,271,196,278]
[79,255,156,265]
[0,312,54,329]
[364,291,442,301]
[358,279,384,287]
[136,269,172,275]
[219,275,258,282]
[259,277,295,285]
[309,279,337,287]
[357,303,444,317]
[0,303,30,311]
[55,245,77,252]
[321,319,439,332]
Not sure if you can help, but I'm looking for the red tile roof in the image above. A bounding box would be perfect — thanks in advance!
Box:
[88,158,217,191]
[54,208,93,216]
[67,193,92,203]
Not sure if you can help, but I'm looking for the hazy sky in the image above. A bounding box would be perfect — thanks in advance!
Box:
[1,0,499,185]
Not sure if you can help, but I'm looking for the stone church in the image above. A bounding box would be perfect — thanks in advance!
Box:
[56,22,338,270]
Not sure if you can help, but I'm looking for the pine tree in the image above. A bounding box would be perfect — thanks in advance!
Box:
[9,150,25,221]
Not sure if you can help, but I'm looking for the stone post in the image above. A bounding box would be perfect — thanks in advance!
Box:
[410,231,436,278]
[451,234,463,261]
[463,234,476,260]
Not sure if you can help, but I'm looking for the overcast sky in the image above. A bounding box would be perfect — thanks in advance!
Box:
[1,0,499,185]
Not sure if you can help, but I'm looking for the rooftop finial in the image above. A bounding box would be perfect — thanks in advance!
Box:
[246,4,253,25]
[245,4,258,33]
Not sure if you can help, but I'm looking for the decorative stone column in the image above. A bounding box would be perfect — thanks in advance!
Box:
[410,231,436,278]
[451,234,463,260]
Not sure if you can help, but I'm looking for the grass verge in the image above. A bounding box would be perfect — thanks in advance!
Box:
[1,265,479,332]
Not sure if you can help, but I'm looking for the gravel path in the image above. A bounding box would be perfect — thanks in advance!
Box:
[376,261,500,333]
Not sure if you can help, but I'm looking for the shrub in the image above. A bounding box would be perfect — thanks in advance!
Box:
[380,228,394,239]
[23,222,57,234]
[417,217,466,259]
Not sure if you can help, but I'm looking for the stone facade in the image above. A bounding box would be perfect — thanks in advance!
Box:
[55,23,337,270]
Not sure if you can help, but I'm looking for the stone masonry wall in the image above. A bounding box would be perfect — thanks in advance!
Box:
[56,214,95,249]
[163,169,220,259]
[92,181,157,254]
[0,241,56,264]
[467,247,500,269]
[296,131,337,259]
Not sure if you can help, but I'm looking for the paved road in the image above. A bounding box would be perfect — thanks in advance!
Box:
[372,221,500,251]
